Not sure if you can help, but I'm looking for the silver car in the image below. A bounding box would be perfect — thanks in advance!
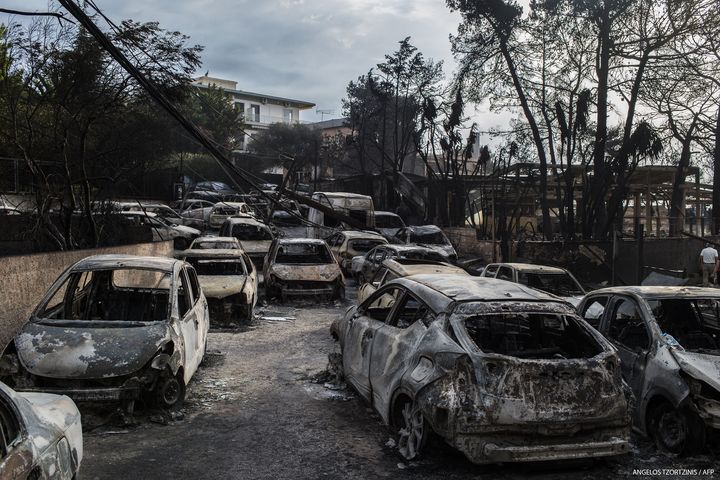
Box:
[578,286,720,454]
[0,381,82,479]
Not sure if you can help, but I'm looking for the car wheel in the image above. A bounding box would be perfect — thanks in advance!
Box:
[150,370,186,410]
[397,399,430,461]
[358,274,366,285]
[649,402,705,455]
[333,285,345,301]
[174,238,189,250]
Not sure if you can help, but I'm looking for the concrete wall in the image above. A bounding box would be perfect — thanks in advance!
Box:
[0,241,173,350]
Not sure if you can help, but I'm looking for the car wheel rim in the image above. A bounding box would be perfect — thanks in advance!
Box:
[398,402,424,460]
[162,378,181,405]
[657,410,687,452]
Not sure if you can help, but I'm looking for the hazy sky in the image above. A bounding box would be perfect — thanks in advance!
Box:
[4,1,468,123]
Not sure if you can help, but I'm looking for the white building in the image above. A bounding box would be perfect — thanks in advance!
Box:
[193,76,315,152]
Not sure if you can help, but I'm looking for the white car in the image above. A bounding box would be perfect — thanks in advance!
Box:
[481,262,586,306]
[0,381,83,479]
[189,236,242,250]
[208,202,255,229]
[0,255,209,410]
[119,211,201,250]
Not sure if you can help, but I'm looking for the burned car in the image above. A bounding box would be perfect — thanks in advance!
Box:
[325,230,388,275]
[332,274,631,463]
[578,286,720,454]
[357,258,469,304]
[181,249,257,323]
[264,238,344,301]
[0,255,209,410]
[357,244,447,284]
[189,236,242,250]
[0,381,83,480]
[392,225,458,263]
[482,263,586,307]
[220,217,275,270]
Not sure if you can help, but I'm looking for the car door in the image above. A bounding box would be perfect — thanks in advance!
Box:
[358,267,387,303]
[368,291,434,415]
[481,264,499,278]
[496,266,514,282]
[601,296,651,399]
[0,394,34,479]
[176,267,202,383]
[361,247,384,281]
[342,286,403,402]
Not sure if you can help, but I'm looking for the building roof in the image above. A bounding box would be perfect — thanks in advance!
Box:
[193,77,315,110]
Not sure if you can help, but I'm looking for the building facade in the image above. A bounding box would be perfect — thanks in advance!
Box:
[193,76,315,152]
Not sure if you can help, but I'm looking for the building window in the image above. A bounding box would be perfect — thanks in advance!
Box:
[235,102,245,118]
[249,104,260,122]
[283,109,294,123]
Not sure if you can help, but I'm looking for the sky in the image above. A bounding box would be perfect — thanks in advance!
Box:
[5,0,470,123]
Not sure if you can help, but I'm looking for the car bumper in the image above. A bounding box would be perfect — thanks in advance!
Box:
[281,286,335,297]
[451,430,630,464]
[17,386,139,402]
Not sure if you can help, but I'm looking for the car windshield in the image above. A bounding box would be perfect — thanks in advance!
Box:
[647,298,720,353]
[191,241,239,249]
[375,215,403,228]
[349,239,385,253]
[186,258,246,276]
[275,243,333,264]
[410,231,449,245]
[231,224,273,240]
[38,268,171,323]
[454,304,602,359]
[518,272,584,296]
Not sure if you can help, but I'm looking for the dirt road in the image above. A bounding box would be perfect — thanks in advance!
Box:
[81,298,717,479]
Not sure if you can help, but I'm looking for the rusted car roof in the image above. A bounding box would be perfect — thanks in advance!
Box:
[341,230,386,240]
[277,238,326,245]
[395,274,566,303]
[493,262,569,274]
[224,217,267,227]
[69,254,179,273]
[586,285,720,299]
[181,249,246,259]
[382,259,468,277]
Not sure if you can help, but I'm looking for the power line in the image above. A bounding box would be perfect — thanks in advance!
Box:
[57,0,364,230]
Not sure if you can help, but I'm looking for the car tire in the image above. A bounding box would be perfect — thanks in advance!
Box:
[396,398,430,461]
[648,401,705,455]
[150,369,186,410]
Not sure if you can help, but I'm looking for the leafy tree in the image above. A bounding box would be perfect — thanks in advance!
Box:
[0,16,202,249]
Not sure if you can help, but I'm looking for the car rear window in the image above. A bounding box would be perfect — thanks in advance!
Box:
[231,224,273,240]
[275,244,333,264]
[459,310,603,359]
[191,241,239,249]
[186,259,246,276]
[349,239,385,253]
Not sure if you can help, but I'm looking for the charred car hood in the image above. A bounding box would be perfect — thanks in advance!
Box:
[269,263,341,282]
[240,240,272,254]
[672,350,720,392]
[198,275,246,299]
[16,321,171,379]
